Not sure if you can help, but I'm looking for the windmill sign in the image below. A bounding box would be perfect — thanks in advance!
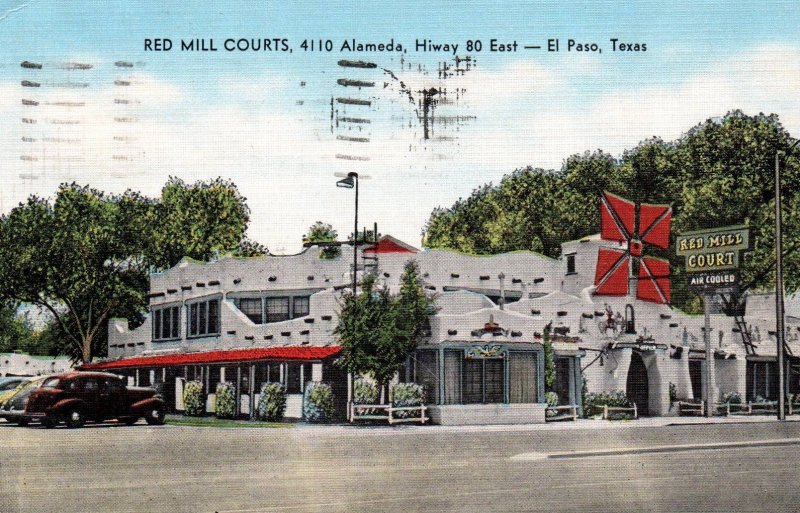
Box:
[593,192,672,304]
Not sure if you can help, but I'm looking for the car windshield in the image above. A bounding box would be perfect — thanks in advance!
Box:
[41,378,60,388]
[0,380,24,391]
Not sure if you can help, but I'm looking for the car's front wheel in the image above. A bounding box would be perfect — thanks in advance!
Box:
[145,407,165,425]
[42,417,58,429]
[64,408,85,429]
[16,418,28,427]
[121,416,138,426]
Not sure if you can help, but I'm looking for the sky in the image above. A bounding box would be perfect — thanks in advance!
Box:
[1,1,799,253]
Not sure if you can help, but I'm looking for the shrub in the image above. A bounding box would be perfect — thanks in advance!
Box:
[353,377,379,405]
[303,382,335,423]
[183,380,205,416]
[391,382,425,419]
[721,391,742,404]
[215,382,236,419]
[584,390,632,418]
[257,383,287,422]
[544,391,559,418]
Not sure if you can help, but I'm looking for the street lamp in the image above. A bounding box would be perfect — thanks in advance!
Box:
[336,172,359,293]
[776,138,799,420]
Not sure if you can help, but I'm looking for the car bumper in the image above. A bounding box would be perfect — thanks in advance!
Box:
[0,410,45,422]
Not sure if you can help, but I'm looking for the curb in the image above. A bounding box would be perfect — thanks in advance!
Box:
[510,437,800,460]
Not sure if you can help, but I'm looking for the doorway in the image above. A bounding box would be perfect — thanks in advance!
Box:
[626,352,649,416]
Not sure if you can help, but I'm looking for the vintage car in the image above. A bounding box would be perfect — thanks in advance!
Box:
[22,371,166,428]
[0,376,49,424]
[0,377,32,407]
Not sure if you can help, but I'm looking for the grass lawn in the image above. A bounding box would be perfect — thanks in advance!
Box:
[166,418,293,429]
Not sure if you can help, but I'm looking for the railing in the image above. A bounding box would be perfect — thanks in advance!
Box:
[601,403,638,420]
[677,400,705,416]
[349,403,427,425]
[545,404,579,422]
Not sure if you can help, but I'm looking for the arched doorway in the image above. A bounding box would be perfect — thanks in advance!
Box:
[626,352,649,416]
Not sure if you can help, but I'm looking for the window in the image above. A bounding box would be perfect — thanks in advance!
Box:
[42,378,60,389]
[266,297,290,323]
[286,362,312,394]
[152,305,180,341]
[293,296,310,318]
[239,298,263,324]
[463,358,504,404]
[188,298,221,337]
[566,253,576,275]
[415,350,439,404]
[747,361,778,400]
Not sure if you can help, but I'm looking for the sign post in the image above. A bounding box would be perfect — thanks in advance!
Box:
[677,225,749,417]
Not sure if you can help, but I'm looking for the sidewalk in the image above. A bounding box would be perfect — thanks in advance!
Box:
[165,412,800,435]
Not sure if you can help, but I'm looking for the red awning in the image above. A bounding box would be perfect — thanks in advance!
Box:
[80,346,342,370]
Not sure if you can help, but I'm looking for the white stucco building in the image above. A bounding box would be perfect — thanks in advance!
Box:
[84,233,799,423]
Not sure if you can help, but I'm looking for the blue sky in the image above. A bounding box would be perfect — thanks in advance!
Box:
[1,1,799,252]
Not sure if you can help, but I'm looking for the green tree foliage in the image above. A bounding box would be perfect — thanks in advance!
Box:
[304,221,340,259]
[147,177,254,269]
[0,303,33,354]
[334,261,435,392]
[0,179,260,363]
[423,111,800,308]
[542,322,555,392]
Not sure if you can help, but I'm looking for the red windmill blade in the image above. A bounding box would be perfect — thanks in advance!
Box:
[594,192,672,304]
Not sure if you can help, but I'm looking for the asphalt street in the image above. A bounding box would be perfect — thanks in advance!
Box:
[2,419,800,513]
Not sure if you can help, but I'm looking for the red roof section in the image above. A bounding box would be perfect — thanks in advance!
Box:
[363,235,419,254]
[80,346,342,370]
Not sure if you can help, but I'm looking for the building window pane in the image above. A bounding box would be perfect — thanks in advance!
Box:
[189,304,198,336]
[198,302,207,335]
[415,350,438,404]
[162,308,171,339]
[509,351,537,403]
[187,300,220,338]
[171,307,180,338]
[239,298,263,324]
[443,350,462,405]
[462,359,483,404]
[208,300,220,335]
[266,297,290,323]
[293,296,310,318]
[153,306,181,341]
[566,254,576,275]
[152,309,162,340]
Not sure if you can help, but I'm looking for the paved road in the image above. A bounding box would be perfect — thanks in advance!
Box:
[3,420,800,512]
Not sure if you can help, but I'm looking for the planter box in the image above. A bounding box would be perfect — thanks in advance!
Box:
[427,403,546,425]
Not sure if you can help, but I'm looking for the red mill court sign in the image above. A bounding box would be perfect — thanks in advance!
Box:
[676,225,749,292]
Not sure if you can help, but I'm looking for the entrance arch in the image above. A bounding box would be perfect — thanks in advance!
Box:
[626,352,649,416]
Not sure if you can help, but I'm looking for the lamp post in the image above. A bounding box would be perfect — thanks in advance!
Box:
[336,172,359,293]
[776,139,799,420]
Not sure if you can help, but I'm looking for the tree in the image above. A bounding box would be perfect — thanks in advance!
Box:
[0,302,33,354]
[542,322,555,392]
[147,177,254,269]
[0,179,261,363]
[334,261,435,397]
[303,221,339,259]
[423,111,800,310]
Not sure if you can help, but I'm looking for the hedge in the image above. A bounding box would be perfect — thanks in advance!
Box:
[391,382,425,419]
[257,383,287,422]
[215,382,236,419]
[303,382,335,423]
[183,380,205,416]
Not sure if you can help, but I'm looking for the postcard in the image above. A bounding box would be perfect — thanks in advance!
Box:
[1,2,799,512]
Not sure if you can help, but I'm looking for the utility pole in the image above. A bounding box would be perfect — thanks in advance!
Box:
[704,294,714,417]
[775,139,800,420]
